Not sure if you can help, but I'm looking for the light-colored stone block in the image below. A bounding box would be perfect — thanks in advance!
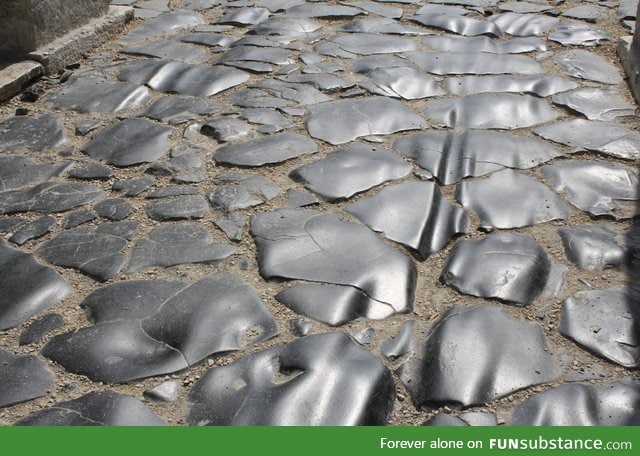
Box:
[0,60,43,101]
[618,36,640,104]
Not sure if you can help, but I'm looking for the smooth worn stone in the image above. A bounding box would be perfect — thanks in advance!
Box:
[214,214,247,241]
[44,77,150,113]
[201,118,252,143]
[144,381,179,403]
[143,96,226,124]
[510,380,640,425]
[346,1,402,18]
[405,51,542,75]
[0,240,69,326]
[0,182,106,215]
[346,181,468,260]
[552,88,635,121]
[556,50,623,84]
[9,216,56,245]
[441,232,556,305]
[95,199,133,221]
[69,163,113,180]
[398,305,557,407]
[558,225,628,270]
[209,173,280,212]
[393,130,562,185]
[218,6,270,25]
[0,114,67,151]
[119,60,249,97]
[0,217,25,232]
[381,320,415,360]
[146,194,209,220]
[315,33,418,57]
[128,223,235,273]
[444,74,578,97]
[549,23,610,46]
[341,17,425,35]
[147,152,206,183]
[562,5,607,22]
[252,16,322,39]
[411,14,502,37]
[416,4,470,15]
[423,35,547,54]
[224,61,274,73]
[240,108,292,129]
[0,349,55,408]
[121,39,210,65]
[43,273,278,383]
[286,3,365,18]
[291,142,411,200]
[37,221,139,281]
[176,32,235,49]
[62,210,97,229]
[228,88,293,109]
[250,79,331,106]
[252,209,416,321]
[112,176,155,196]
[19,313,65,346]
[306,96,426,145]
[541,160,639,220]
[426,93,559,130]
[498,1,556,14]
[188,332,394,425]
[218,45,295,66]
[146,186,199,198]
[457,169,569,230]
[0,156,71,192]
[289,318,314,336]
[120,11,204,44]
[285,189,319,208]
[75,120,102,136]
[214,132,317,166]
[560,287,639,368]
[534,119,640,160]
[83,118,173,167]
[360,66,445,99]
[488,12,560,36]
[15,392,166,425]
[349,326,374,345]
[426,411,498,426]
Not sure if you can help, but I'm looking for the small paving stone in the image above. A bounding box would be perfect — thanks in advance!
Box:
[558,225,628,270]
[218,7,270,25]
[444,74,578,97]
[146,186,199,198]
[62,210,97,229]
[144,381,179,403]
[69,163,113,180]
[0,114,67,151]
[146,194,210,220]
[147,151,206,183]
[214,132,317,166]
[143,96,225,124]
[201,118,252,143]
[0,217,25,232]
[9,216,56,245]
[19,313,65,346]
[120,11,204,45]
[209,173,280,212]
[411,13,502,37]
[315,33,418,57]
[0,349,55,408]
[95,199,134,221]
[112,176,156,196]
[0,182,106,215]
[562,5,607,22]
[381,320,415,361]
[289,318,314,336]
[406,51,543,75]
[341,17,423,34]
[75,120,102,136]
[285,189,318,208]
[214,214,248,241]
[121,39,210,65]
[549,23,610,47]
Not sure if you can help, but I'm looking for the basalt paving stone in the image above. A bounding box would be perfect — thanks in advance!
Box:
[69,163,113,180]
[291,143,412,201]
[381,320,415,360]
[359,66,445,99]
[0,240,70,330]
[0,114,67,151]
[144,380,179,403]
[341,17,426,35]
[345,1,402,18]
[286,3,365,18]
[277,73,354,92]
[562,5,607,22]
[121,40,210,65]
[9,216,56,245]
[209,172,280,212]
[147,152,206,183]
[405,51,543,75]
[227,89,296,110]
[19,313,65,346]
[15,392,167,426]
[549,23,611,46]
[397,305,558,408]
[112,176,155,196]
[146,194,209,220]
[555,50,623,85]
[240,108,292,129]
[498,1,556,14]
[457,169,569,230]
[224,61,274,73]
[560,287,640,368]
[0,217,25,232]
[510,380,640,425]
[143,96,226,124]
[416,4,470,15]
[94,199,134,221]
[426,411,498,426]
[551,89,636,122]
[0,182,106,215]
[127,224,234,273]
[315,33,419,58]
[558,225,629,270]
[120,11,204,45]
[75,120,102,136]
[441,232,558,305]
[306,96,426,145]
[618,0,638,20]
[0,349,55,408]
[146,186,199,198]
[214,133,318,166]
[201,117,252,143]
[214,214,247,241]
[118,60,249,97]
[187,332,394,425]
[535,119,640,160]
[82,118,173,167]
[43,273,278,383]
[426,93,560,130]
[218,7,270,25]
[250,80,331,106]
[422,35,547,53]
[444,75,578,97]
[0,157,71,192]
[252,209,416,319]
[37,221,139,281]
[44,77,151,113]
[393,131,562,185]
[217,45,295,66]
[252,16,322,39]
[62,210,97,229]
[429,0,499,7]
[290,318,314,336]
[410,14,503,38]
[176,33,236,50]
[488,12,560,37]
[182,0,221,10]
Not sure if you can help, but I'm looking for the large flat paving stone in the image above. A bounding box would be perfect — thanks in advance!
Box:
[315,33,418,57]
[213,133,317,166]
[444,75,578,97]
[146,194,209,220]
[359,66,445,99]
[405,51,542,75]
[0,156,71,192]
[0,182,105,215]
[555,50,623,84]
[551,89,636,121]
[121,39,210,65]
[488,12,560,37]
[120,11,204,44]
[423,35,547,54]
[0,349,55,407]
[0,114,67,151]
[549,23,610,47]
[411,13,502,37]
[558,225,629,270]
[208,173,280,211]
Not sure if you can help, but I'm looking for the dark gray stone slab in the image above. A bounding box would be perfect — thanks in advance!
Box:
[346,181,468,260]
[44,77,150,113]
[360,66,445,99]
[556,50,623,84]
[214,214,247,241]
[444,75,578,97]
[0,182,105,215]
[112,176,155,196]
[549,23,610,46]
[146,186,199,198]
[62,210,97,229]
[0,156,71,192]
[95,199,133,221]
[176,33,235,49]
[69,163,113,180]
[252,209,416,319]
[405,51,542,75]
[540,160,639,219]
[147,151,206,183]
[426,93,559,130]
[15,392,166,425]
[0,114,67,151]
[416,4,470,15]
[306,96,426,145]
[144,381,179,403]
[285,189,319,208]
[252,16,322,39]
[0,217,25,232]
[250,79,331,106]
[128,223,234,272]
[560,287,639,367]
[122,40,210,65]
[423,35,547,53]
[43,273,278,382]
[277,73,352,93]
[240,108,292,129]
[119,60,249,97]
[0,349,55,407]
[218,7,270,25]
[209,172,280,212]
[120,11,204,44]
[289,318,314,336]
[287,3,365,18]
[552,89,635,122]
[498,1,556,14]
[10,216,56,245]
[218,45,294,66]
[558,225,627,270]
[315,33,418,57]
[411,14,502,37]
[341,17,424,35]
[146,194,209,220]
[457,169,569,230]
[201,118,252,143]
[37,221,139,281]
[292,142,411,200]
[426,411,498,426]
[393,131,562,185]
[381,320,415,361]
[214,133,318,166]
[188,332,394,425]
[510,380,640,425]
[398,305,558,407]
[82,118,173,167]
[75,120,102,137]
[441,233,554,305]
[19,313,65,346]
[562,5,607,22]
[346,1,402,19]
[488,12,560,36]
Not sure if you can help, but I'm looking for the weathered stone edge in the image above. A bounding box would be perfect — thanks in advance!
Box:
[0,61,44,103]
[617,36,640,105]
